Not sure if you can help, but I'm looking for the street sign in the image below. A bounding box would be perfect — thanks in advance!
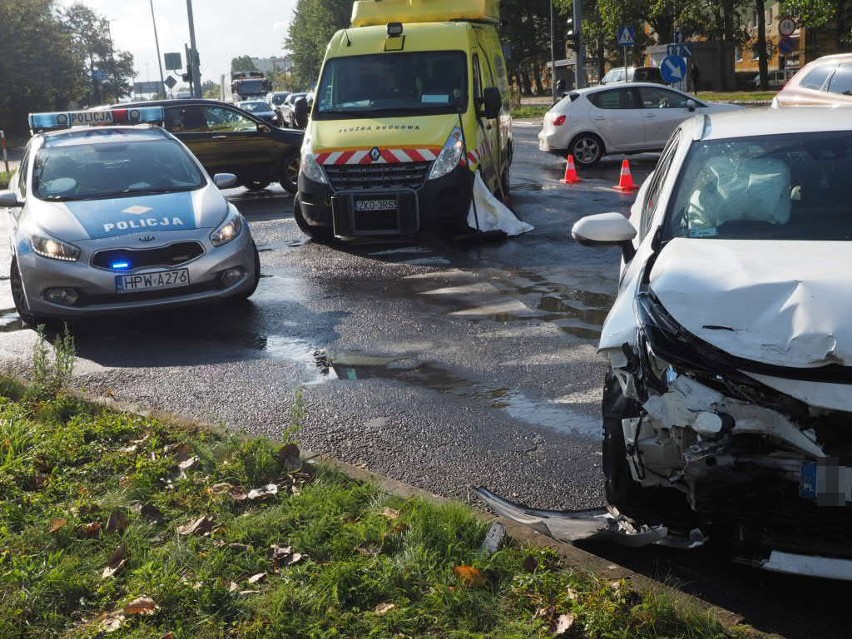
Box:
[617,26,636,47]
[778,36,798,55]
[779,16,796,37]
[661,55,687,84]
[666,43,692,58]
[92,69,108,82]
[164,52,182,71]
[164,75,177,89]
[133,81,163,94]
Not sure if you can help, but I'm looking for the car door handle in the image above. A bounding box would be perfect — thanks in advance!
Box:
[592,115,606,120]
[643,113,656,118]
[212,135,227,139]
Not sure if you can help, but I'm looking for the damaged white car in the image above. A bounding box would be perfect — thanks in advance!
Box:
[480,109,852,580]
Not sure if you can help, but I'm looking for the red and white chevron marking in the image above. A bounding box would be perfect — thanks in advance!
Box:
[467,139,494,167]
[315,148,440,165]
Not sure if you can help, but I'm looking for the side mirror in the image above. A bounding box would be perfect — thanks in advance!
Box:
[686,99,696,112]
[571,212,637,261]
[0,191,22,207]
[213,173,238,189]
[482,87,501,119]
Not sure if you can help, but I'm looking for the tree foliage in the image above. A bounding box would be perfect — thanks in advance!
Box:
[231,56,258,73]
[285,0,351,89]
[0,0,134,134]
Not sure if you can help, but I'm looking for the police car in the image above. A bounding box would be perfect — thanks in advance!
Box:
[0,107,259,324]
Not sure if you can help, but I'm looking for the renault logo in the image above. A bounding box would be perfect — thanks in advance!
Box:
[138,234,156,242]
[370,147,381,161]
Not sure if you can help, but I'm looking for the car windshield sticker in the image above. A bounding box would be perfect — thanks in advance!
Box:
[688,227,718,238]
[65,192,197,239]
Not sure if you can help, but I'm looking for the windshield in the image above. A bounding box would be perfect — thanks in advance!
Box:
[234,79,267,94]
[315,51,468,119]
[33,138,206,202]
[240,101,268,113]
[666,131,852,241]
[271,93,289,106]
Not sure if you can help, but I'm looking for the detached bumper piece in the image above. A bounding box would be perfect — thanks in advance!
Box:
[750,550,852,581]
[475,487,669,547]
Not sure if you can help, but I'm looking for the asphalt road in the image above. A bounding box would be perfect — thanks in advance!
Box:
[1,122,850,638]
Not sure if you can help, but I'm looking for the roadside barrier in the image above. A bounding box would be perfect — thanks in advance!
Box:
[613,159,637,192]
[560,154,582,184]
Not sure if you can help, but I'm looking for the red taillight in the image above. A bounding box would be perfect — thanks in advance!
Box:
[552,114,566,126]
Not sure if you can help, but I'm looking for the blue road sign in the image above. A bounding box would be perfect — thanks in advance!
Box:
[617,26,636,47]
[92,69,108,82]
[661,55,688,84]
[666,43,692,57]
[779,36,797,55]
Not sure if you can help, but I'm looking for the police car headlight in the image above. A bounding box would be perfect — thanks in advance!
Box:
[300,141,327,184]
[210,212,244,246]
[428,127,464,180]
[31,232,80,262]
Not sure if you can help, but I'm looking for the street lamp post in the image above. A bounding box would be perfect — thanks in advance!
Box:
[550,0,557,102]
[186,0,202,98]
[149,0,166,98]
[573,0,585,88]
[106,20,118,101]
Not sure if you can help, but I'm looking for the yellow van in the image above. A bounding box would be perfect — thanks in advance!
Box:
[295,0,512,240]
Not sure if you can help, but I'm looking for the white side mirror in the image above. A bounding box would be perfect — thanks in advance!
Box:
[572,212,638,261]
[213,173,238,189]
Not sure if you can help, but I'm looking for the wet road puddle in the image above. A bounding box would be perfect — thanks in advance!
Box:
[313,350,600,438]
[0,308,25,333]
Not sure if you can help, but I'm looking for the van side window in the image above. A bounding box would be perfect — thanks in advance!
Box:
[472,54,483,103]
[640,130,681,240]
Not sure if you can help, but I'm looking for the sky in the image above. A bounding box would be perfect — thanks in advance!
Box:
[58,0,298,86]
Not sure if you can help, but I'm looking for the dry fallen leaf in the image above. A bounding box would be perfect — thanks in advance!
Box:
[453,565,486,587]
[100,613,125,632]
[48,518,68,533]
[102,559,126,579]
[102,545,128,579]
[246,572,266,584]
[247,483,278,500]
[228,581,240,592]
[140,503,165,524]
[123,596,158,615]
[374,602,396,615]
[160,633,176,639]
[177,456,199,471]
[176,515,215,536]
[164,442,194,461]
[105,510,128,534]
[554,613,575,635]
[81,521,102,538]
[118,444,138,454]
[381,507,400,520]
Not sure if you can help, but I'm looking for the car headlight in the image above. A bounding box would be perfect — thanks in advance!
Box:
[31,231,80,262]
[428,127,464,180]
[210,211,244,246]
[299,137,327,184]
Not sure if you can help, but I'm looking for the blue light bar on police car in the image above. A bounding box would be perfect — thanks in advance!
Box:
[28,107,166,132]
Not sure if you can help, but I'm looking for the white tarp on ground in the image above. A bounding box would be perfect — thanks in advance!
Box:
[467,172,534,236]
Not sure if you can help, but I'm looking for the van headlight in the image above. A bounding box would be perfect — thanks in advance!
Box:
[31,231,80,261]
[428,127,465,180]
[210,211,243,246]
[300,138,327,184]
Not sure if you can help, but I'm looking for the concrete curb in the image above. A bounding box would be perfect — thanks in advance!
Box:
[74,391,752,633]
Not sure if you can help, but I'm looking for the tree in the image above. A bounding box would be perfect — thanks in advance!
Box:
[783,0,852,51]
[231,56,258,73]
[285,0,351,88]
[0,0,83,133]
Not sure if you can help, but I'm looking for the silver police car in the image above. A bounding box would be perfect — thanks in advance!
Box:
[0,107,259,324]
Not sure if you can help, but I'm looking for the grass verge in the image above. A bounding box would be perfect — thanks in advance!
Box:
[0,338,760,638]
[0,172,10,189]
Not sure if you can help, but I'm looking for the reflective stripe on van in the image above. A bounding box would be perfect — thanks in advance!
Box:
[467,138,494,167]
[315,148,441,165]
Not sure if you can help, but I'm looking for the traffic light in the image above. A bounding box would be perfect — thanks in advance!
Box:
[565,18,577,52]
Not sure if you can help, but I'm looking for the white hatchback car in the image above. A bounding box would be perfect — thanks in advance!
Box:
[538,82,740,166]
[568,108,852,579]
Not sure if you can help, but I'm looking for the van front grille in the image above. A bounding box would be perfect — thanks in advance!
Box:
[325,162,431,191]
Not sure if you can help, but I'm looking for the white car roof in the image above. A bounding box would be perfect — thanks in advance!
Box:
[700,108,852,141]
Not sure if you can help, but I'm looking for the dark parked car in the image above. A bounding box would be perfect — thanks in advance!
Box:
[280,92,308,128]
[111,99,302,192]
[237,99,281,125]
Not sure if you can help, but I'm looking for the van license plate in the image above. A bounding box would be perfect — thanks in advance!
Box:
[116,269,190,293]
[354,197,398,212]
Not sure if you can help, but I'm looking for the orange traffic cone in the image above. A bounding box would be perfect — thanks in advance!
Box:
[613,159,637,192]
[560,154,582,184]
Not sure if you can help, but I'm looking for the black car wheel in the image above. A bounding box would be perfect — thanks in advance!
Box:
[246,180,270,191]
[570,133,604,167]
[279,150,300,194]
[227,242,261,302]
[293,196,333,243]
[10,257,43,326]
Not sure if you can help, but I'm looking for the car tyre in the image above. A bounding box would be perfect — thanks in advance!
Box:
[246,180,270,191]
[10,257,46,327]
[293,195,334,243]
[570,133,604,167]
[279,150,300,194]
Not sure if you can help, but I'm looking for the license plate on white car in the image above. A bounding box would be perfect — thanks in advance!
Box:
[115,269,190,293]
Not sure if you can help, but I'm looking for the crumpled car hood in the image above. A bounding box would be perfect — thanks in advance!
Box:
[650,238,852,368]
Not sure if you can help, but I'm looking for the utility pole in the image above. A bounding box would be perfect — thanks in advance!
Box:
[149,0,166,98]
[573,0,585,88]
[550,0,557,102]
[186,0,202,98]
